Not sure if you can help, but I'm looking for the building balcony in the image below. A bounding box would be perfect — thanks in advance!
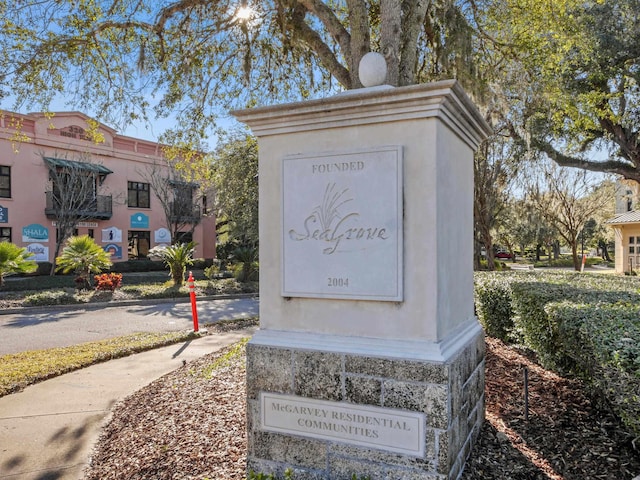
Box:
[45,191,113,220]
[170,202,201,224]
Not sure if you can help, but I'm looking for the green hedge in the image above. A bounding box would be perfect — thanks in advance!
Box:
[474,274,513,341]
[474,271,640,439]
[548,301,640,438]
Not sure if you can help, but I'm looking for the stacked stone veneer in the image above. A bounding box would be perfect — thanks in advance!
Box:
[246,331,485,480]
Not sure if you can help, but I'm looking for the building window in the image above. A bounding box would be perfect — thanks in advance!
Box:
[176,231,193,244]
[630,246,635,254]
[0,227,11,242]
[128,181,150,208]
[88,229,94,239]
[128,230,150,259]
[169,181,200,223]
[0,166,11,198]
[630,237,635,245]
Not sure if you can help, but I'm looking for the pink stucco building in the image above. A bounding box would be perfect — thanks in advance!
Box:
[0,110,216,263]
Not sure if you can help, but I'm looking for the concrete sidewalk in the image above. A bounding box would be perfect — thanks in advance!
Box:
[0,327,257,480]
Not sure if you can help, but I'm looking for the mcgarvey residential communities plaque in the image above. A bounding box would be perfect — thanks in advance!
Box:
[261,393,425,457]
[282,146,403,301]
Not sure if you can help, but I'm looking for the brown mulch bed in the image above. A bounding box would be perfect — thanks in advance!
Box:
[84,335,640,480]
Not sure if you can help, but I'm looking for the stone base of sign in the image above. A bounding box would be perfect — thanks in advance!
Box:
[246,325,485,480]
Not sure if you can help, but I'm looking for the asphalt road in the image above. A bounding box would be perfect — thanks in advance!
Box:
[0,296,259,355]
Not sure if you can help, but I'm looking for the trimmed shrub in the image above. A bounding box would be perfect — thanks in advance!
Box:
[473,274,514,341]
[474,271,640,440]
[1,275,76,292]
[34,261,53,276]
[110,259,167,273]
[548,301,640,439]
[192,258,214,270]
[510,279,640,372]
[510,281,578,371]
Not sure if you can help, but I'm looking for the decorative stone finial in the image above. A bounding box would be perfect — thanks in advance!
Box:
[358,52,387,88]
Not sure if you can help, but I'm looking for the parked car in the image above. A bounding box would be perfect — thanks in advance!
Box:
[495,251,513,259]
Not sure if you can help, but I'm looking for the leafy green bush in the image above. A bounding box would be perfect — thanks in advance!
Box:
[533,256,610,269]
[476,259,508,271]
[2,274,76,292]
[509,281,579,371]
[231,246,259,282]
[33,261,53,275]
[56,235,112,289]
[207,278,255,295]
[23,290,81,306]
[148,242,195,286]
[548,301,640,438]
[510,279,640,372]
[474,271,640,439]
[0,242,37,287]
[192,258,214,270]
[204,260,224,280]
[473,274,514,341]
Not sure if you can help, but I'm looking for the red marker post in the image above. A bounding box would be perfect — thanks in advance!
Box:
[187,271,199,332]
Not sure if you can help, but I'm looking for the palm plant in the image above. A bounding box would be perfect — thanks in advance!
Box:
[232,245,259,283]
[55,235,112,289]
[158,242,195,286]
[0,242,37,287]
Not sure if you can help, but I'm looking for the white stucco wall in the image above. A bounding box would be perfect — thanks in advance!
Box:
[234,81,490,355]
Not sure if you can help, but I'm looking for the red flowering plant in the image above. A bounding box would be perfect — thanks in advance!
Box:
[94,273,123,291]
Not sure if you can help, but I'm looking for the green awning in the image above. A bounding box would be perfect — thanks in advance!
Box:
[44,157,113,175]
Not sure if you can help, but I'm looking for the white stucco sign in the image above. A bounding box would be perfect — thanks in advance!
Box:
[282,146,403,301]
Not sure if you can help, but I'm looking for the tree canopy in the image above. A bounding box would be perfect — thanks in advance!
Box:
[1,0,477,143]
[212,132,258,248]
[471,0,640,181]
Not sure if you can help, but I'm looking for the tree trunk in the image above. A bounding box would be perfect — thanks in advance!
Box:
[398,0,429,86]
[473,239,481,271]
[599,239,612,262]
[380,0,401,86]
[571,241,580,271]
[346,0,371,88]
[484,238,495,271]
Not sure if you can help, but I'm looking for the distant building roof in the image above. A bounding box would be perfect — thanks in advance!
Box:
[606,210,640,225]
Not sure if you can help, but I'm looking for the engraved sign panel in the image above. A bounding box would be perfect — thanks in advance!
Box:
[282,146,403,301]
[261,393,425,457]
